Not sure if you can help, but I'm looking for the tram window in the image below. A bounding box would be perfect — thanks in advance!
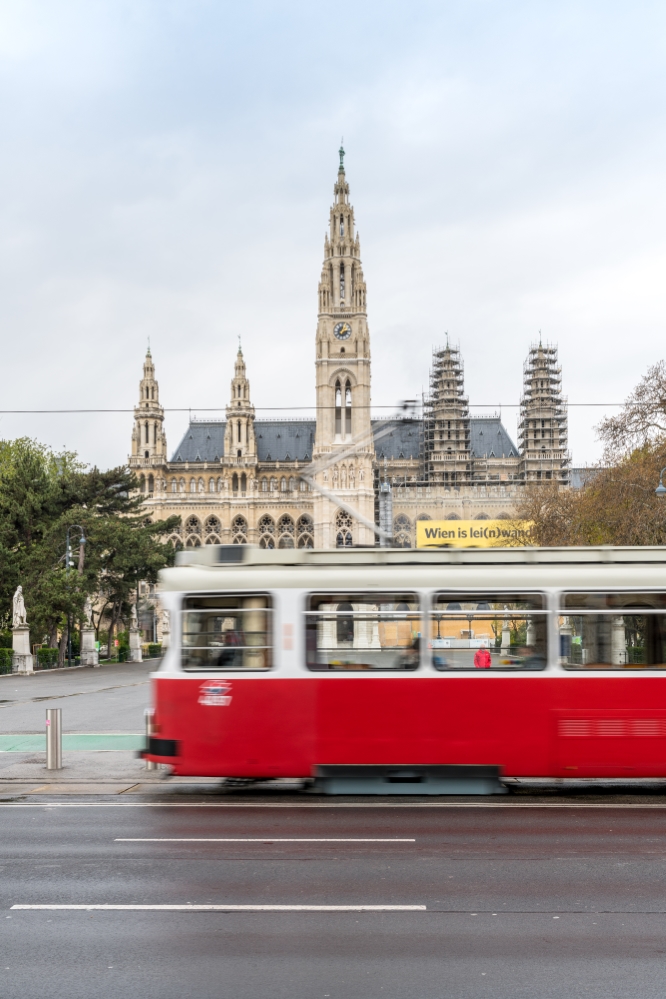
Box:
[181,594,272,671]
[306,593,421,671]
[560,592,666,669]
[431,593,547,671]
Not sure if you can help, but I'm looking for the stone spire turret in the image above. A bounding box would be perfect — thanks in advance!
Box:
[518,340,569,484]
[424,340,471,485]
[224,343,257,464]
[130,347,167,486]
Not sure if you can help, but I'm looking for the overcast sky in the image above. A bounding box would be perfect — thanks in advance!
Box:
[1,0,665,468]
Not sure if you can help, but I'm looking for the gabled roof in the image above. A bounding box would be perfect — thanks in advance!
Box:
[469,417,518,459]
[372,419,420,461]
[170,420,316,464]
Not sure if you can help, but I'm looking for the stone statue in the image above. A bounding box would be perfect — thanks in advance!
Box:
[12,586,27,628]
[161,609,170,633]
[84,596,93,628]
[130,604,138,630]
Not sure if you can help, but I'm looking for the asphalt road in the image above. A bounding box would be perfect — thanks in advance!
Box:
[3,800,666,998]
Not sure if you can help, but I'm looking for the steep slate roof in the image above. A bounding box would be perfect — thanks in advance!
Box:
[254,421,315,462]
[170,420,316,464]
[170,416,517,464]
[469,417,518,459]
[372,419,421,461]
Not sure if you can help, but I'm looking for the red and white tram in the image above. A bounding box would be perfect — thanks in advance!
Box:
[143,545,666,786]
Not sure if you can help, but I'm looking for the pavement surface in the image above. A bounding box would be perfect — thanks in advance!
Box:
[3,798,666,998]
[0,661,153,732]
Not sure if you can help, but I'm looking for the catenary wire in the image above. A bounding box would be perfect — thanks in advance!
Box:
[0,403,625,414]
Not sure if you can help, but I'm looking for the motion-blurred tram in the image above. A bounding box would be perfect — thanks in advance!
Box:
[143,545,666,784]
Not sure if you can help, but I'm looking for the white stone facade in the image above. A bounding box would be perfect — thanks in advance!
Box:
[129,151,570,549]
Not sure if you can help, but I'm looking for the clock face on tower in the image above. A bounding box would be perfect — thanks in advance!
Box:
[334,322,352,340]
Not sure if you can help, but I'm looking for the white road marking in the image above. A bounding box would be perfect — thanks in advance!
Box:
[11,904,426,912]
[1,802,666,809]
[114,837,416,843]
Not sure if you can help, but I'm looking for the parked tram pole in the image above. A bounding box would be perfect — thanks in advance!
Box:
[46,708,62,770]
[144,708,157,771]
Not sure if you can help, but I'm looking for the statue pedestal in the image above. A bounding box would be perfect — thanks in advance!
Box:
[128,628,143,663]
[80,627,99,667]
[12,626,33,674]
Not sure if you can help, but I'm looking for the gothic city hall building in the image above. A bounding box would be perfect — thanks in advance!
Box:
[129,150,570,549]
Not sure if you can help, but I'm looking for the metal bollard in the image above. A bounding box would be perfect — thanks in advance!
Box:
[144,708,157,771]
[46,708,62,770]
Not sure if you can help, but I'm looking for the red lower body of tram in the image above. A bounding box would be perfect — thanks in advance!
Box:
[145,675,666,779]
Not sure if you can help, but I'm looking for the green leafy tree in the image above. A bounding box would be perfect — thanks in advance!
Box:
[0,438,179,659]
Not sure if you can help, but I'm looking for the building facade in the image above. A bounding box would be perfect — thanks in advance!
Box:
[129,150,570,549]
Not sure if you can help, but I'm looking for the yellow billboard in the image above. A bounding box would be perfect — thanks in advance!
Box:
[416,519,533,549]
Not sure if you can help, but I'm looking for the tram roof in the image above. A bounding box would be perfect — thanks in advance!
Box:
[161,545,666,592]
[173,544,666,567]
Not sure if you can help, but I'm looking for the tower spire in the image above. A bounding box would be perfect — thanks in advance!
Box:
[129,349,167,481]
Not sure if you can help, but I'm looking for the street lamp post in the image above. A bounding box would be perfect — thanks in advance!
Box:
[656,469,666,498]
[65,525,86,668]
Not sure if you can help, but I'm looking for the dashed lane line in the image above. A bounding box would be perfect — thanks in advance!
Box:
[115,837,416,842]
[11,904,426,912]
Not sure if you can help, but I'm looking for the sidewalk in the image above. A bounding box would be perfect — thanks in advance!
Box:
[0,749,308,799]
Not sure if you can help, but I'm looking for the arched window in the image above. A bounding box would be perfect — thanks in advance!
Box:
[240,473,247,494]
[204,516,221,544]
[393,514,412,548]
[170,479,177,494]
[335,380,342,437]
[345,380,352,436]
[288,477,295,491]
[297,514,314,548]
[148,474,154,494]
[232,473,238,493]
[335,510,353,548]
[337,601,354,645]
[261,477,268,492]
[189,478,196,493]
[339,261,345,300]
[277,515,295,548]
[169,534,182,550]
[144,422,149,444]
[237,420,242,443]
[153,423,157,445]
[280,477,287,492]
[151,386,154,400]
[339,214,344,237]
[270,477,277,492]
[139,475,146,493]
[184,516,201,546]
[231,515,247,545]
[209,478,216,493]
[259,515,275,549]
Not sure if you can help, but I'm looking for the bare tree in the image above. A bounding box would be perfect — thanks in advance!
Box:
[597,361,666,461]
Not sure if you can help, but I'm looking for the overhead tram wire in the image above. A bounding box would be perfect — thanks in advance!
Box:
[0,403,627,414]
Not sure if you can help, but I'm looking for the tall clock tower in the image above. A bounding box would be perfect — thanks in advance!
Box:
[313,147,375,547]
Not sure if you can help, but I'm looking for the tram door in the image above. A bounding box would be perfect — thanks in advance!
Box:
[307,593,430,762]
[180,592,315,776]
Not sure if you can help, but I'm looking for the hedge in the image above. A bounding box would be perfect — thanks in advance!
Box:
[146,643,162,658]
[0,649,12,674]
[37,647,60,669]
